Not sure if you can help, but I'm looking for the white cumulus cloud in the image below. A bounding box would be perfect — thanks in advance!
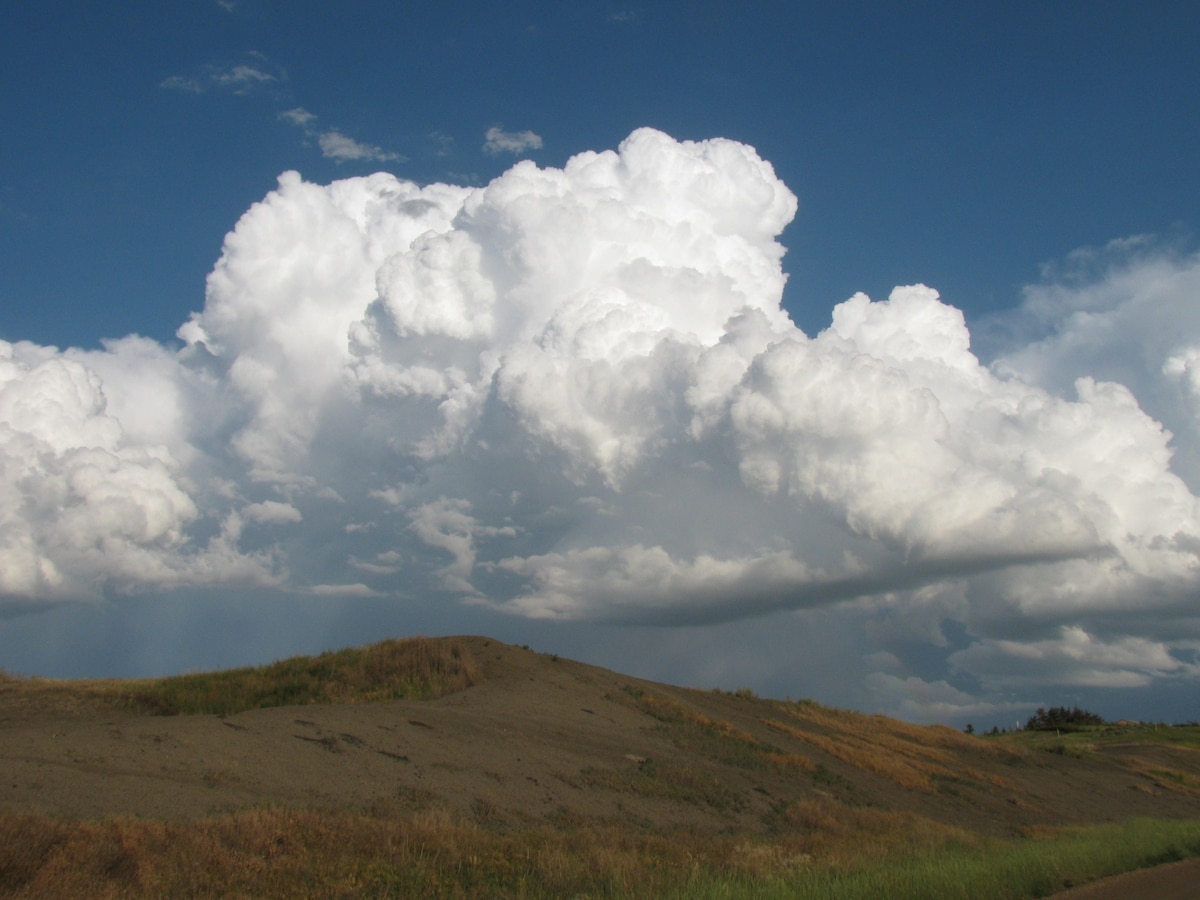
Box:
[0,341,277,601]
[992,238,1200,490]
[2,128,1199,705]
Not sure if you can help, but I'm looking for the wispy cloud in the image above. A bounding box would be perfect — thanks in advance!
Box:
[164,64,400,165]
[428,130,456,158]
[160,55,282,96]
[279,107,316,128]
[0,195,31,225]
[483,126,543,156]
[279,108,404,165]
[160,74,204,94]
[211,64,277,93]
[318,130,401,164]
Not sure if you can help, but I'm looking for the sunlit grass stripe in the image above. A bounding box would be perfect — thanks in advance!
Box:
[672,818,1200,900]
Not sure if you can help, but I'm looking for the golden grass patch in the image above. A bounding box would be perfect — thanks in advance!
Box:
[765,705,1007,793]
[637,692,760,745]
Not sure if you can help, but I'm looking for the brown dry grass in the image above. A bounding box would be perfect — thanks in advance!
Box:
[1122,758,1200,795]
[762,751,817,772]
[769,701,1025,794]
[765,714,948,792]
[770,797,978,866]
[0,797,985,898]
[636,692,760,745]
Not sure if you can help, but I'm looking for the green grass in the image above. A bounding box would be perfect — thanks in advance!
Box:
[993,723,1200,752]
[673,818,1200,899]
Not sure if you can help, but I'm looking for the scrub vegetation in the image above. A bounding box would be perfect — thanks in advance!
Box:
[0,636,481,715]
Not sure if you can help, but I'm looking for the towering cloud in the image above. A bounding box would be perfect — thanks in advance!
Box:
[0,339,274,603]
[1,129,1197,698]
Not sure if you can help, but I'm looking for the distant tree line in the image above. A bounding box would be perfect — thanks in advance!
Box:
[1025,705,1104,731]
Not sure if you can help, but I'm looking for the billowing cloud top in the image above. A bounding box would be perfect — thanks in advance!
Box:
[2,129,1199,693]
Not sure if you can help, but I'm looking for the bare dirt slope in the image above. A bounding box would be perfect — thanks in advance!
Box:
[2,636,1199,836]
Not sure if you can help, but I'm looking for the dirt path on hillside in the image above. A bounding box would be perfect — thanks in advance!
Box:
[1048,857,1200,899]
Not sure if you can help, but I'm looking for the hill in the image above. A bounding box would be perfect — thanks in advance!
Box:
[1,635,1199,897]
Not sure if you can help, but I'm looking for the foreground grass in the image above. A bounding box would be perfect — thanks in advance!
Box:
[1,807,1196,899]
[680,818,1200,899]
[0,636,482,716]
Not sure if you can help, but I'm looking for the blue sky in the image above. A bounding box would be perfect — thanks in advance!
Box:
[2,1,1200,729]
[7,1,1196,346]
